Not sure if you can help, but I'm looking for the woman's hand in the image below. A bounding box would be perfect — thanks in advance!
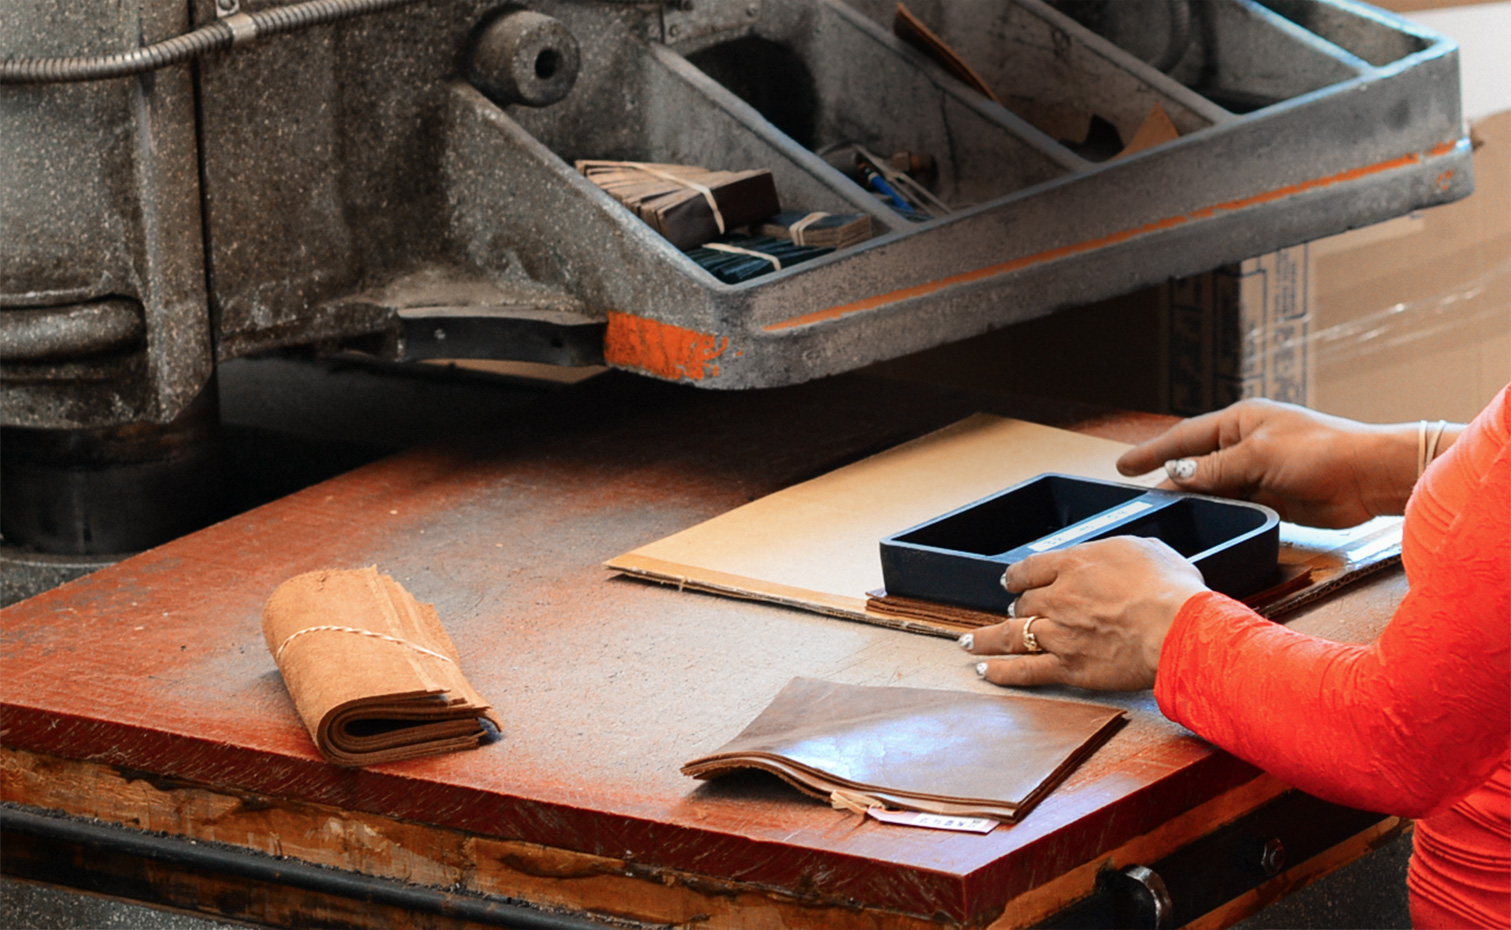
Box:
[1115,398,1432,528]
[959,537,1207,691]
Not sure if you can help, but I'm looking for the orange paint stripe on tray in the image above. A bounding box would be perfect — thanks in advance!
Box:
[764,142,1461,334]
[604,310,729,381]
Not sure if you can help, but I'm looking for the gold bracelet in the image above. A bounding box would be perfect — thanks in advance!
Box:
[1417,419,1449,479]
[1426,419,1448,469]
[1417,419,1428,479]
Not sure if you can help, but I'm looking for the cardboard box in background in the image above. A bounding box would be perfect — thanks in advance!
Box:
[1163,247,1310,415]
[870,110,1510,424]
[1166,109,1509,423]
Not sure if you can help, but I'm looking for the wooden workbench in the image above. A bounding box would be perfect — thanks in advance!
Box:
[0,372,1407,928]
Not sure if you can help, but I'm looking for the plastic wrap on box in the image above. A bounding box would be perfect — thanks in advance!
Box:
[1162,110,1510,423]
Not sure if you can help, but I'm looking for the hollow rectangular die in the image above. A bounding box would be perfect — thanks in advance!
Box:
[880,474,1279,615]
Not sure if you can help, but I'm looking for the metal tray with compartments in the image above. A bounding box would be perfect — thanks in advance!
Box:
[441,0,1473,387]
[2,0,1475,431]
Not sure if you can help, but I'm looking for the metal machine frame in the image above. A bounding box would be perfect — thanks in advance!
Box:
[2,0,1472,428]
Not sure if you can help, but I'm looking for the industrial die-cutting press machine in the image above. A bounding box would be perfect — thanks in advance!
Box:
[0,1,1476,927]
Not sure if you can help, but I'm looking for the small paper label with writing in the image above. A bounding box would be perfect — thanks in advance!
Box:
[866,808,998,834]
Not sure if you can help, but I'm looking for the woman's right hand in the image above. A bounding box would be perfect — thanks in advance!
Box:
[1115,398,1433,528]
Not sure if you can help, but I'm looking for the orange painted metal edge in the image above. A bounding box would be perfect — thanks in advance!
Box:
[604,310,729,381]
[764,139,1469,334]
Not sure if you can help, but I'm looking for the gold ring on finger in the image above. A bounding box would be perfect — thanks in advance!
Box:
[1022,616,1045,654]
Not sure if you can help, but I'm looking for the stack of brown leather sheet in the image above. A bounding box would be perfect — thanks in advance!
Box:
[683,677,1125,822]
[756,211,873,249]
[576,160,781,250]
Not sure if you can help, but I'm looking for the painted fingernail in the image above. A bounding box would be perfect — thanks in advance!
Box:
[957,633,974,652]
[1166,458,1197,481]
[1000,570,1010,591]
[975,662,988,678]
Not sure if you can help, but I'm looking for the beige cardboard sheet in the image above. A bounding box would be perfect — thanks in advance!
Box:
[606,415,1160,635]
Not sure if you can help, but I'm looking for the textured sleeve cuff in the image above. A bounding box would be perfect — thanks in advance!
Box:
[1154,589,1262,727]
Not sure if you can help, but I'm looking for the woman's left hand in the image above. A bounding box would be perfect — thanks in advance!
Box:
[959,537,1209,691]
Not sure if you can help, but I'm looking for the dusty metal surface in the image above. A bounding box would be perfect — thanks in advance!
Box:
[0,382,225,555]
[0,550,124,609]
[2,876,246,930]
[1,0,212,428]
[1,0,1476,429]
[0,298,146,362]
[0,372,1409,926]
[448,0,1475,389]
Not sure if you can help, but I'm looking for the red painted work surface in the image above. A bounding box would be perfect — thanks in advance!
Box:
[0,374,1401,925]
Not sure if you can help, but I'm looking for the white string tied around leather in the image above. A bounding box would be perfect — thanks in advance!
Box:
[275,625,454,664]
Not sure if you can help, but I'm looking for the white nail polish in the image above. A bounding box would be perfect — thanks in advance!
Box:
[1000,571,1010,591]
[957,633,974,652]
[975,662,988,678]
[1166,458,1197,481]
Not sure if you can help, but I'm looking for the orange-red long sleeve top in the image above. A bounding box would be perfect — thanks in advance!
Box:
[1155,385,1510,928]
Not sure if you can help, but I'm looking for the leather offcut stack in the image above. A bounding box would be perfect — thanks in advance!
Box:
[756,211,873,250]
[262,566,500,767]
[684,234,833,284]
[863,589,1009,629]
[577,160,782,251]
[682,677,1125,822]
[893,2,1001,105]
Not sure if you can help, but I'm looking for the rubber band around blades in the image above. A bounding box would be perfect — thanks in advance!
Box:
[275,625,455,664]
[786,211,830,246]
[625,162,726,234]
[703,242,782,270]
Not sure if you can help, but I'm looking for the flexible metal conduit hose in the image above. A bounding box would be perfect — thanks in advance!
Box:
[0,0,425,84]
[1152,0,1194,73]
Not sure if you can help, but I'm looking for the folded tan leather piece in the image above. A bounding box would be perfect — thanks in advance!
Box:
[683,677,1124,822]
[262,567,500,767]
